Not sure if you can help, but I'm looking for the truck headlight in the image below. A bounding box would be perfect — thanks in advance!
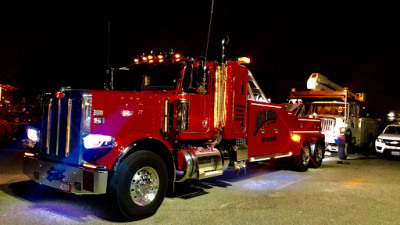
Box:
[339,127,346,134]
[376,138,384,143]
[83,134,114,149]
[27,128,40,142]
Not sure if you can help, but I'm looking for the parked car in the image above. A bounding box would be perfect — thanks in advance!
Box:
[376,124,400,157]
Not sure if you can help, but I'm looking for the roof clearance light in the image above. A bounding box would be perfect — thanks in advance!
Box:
[238,57,251,64]
[56,91,64,99]
[175,54,181,62]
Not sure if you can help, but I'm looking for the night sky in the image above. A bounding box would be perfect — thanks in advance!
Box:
[1,2,399,115]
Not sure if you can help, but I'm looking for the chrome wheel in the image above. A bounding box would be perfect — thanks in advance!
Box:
[130,166,160,206]
[302,145,310,166]
[315,144,323,164]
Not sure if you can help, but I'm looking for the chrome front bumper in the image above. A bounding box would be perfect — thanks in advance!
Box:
[23,156,108,194]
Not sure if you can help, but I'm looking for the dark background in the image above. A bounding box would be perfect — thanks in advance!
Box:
[1,2,399,115]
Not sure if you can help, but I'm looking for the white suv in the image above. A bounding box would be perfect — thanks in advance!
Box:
[376,124,400,156]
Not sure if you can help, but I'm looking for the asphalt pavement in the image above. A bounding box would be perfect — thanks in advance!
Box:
[1,149,400,225]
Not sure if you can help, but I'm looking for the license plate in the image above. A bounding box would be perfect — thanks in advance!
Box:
[391,151,400,156]
[59,181,72,193]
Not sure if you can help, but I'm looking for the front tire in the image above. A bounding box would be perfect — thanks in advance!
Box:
[110,150,168,220]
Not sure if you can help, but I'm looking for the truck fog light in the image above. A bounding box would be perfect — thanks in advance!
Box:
[83,134,114,149]
[27,128,40,142]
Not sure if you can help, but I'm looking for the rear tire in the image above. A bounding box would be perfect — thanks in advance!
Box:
[366,135,375,155]
[293,142,311,172]
[110,150,168,220]
[310,142,324,168]
[338,143,348,160]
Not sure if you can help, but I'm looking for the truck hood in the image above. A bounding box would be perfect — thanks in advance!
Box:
[317,114,344,120]
[378,134,400,140]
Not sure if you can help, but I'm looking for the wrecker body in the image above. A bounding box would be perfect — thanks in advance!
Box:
[0,84,35,147]
[23,44,324,219]
[289,73,378,159]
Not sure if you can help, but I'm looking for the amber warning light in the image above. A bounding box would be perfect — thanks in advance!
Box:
[133,52,183,64]
[237,57,251,64]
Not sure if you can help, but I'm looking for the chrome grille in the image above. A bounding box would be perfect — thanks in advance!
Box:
[320,118,336,132]
[39,91,92,165]
[384,140,400,147]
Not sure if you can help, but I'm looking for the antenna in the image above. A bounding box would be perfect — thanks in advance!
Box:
[106,21,111,76]
[204,0,215,62]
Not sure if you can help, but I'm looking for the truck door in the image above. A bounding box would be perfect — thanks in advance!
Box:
[247,100,293,158]
[179,64,213,139]
[246,75,292,159]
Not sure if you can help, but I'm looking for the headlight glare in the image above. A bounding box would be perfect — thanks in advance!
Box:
[83,134,114,149]
[27,128,40,142]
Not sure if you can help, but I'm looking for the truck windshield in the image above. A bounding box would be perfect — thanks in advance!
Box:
[308,103,345,116]
[384,126,400,134]
[113,63,184,91]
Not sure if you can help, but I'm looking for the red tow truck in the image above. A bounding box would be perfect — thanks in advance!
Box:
[23,40,324,219]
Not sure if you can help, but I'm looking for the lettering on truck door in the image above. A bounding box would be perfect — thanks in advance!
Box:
[247,101,290,158]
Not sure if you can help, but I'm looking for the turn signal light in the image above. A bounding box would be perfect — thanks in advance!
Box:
[83,163,98,169]
[291,134,301,142]
[24,152,35,157]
